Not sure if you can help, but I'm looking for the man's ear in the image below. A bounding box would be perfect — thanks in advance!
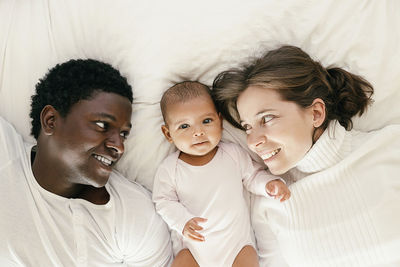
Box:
[310,98,326,128]
[161,125,173,143]
[40,105,58,136]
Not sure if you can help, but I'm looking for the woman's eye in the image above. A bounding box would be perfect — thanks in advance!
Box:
[179,124,189,129]
[241,124,251,131]
[203,118,212,124]
[262,115,274,124]
[95,121,107,129]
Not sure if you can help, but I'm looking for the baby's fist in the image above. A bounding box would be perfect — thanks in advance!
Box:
[266,179,291,202]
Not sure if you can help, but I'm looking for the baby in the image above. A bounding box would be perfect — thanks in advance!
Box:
[152,81,290,267]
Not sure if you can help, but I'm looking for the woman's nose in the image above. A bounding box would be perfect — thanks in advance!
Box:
[247,128,266,149]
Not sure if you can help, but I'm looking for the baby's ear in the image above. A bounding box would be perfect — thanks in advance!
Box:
[161,125,173,143]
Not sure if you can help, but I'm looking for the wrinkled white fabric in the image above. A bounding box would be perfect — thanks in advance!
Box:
[0,117,173,267]
[153,142,278,266]
[253,121,400,267]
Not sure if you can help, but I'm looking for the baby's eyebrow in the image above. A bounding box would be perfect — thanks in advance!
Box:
[172,119,188,126]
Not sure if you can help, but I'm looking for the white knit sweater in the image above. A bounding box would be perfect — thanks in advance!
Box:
[252,121,400,267]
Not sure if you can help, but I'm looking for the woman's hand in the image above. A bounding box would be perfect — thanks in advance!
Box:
[182,217,207,242]
[266,179,291,202]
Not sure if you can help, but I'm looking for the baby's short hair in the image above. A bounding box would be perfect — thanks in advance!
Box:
[160,81,213,123]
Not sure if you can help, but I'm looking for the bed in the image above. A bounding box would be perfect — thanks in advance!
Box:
[1,0,399,258]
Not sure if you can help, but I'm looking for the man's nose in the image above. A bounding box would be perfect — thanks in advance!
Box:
[105,131,124,155]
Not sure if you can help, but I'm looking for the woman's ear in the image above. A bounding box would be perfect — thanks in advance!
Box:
[40,105,58,136]
[310,98,326,128]
[161,125,173,143]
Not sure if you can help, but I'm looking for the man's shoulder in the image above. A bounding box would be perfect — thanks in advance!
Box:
[108,171,153,202]
[0,116,27,166]
[107,171,161,221]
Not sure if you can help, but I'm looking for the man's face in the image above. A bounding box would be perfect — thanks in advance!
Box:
[51,91,132,187]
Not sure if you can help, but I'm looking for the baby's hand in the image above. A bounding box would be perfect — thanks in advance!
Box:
[183,217,207,242]
[266,179,291,202]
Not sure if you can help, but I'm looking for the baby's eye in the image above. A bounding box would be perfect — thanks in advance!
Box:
[203,118,212,124]
[179,124,189,129]
[95,121,107,130]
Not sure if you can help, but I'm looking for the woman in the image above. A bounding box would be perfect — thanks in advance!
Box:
[211,45,400,267]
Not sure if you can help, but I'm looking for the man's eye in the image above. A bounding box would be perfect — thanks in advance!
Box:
[120,131,130,139]
[203,118,212,124]
[179,124,189,129]
[95,121,107,129]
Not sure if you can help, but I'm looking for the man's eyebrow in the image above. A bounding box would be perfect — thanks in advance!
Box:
[94,113,132,128]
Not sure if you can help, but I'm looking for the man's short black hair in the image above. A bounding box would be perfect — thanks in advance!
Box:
[30,59,133,139]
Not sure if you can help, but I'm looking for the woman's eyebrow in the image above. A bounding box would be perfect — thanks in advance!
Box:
[240,109,276,124]
[255,109,275,116]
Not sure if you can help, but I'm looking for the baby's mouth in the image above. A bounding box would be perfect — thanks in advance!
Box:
[194,140,208,145]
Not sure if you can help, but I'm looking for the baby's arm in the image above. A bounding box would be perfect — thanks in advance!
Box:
[265,179,291,202]
[229,143,291,200]
[152,163,195,235]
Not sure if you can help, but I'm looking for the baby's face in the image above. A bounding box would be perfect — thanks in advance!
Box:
[162,95,222,158]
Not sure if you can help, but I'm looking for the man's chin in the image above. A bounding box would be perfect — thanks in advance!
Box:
[86,171,112,188]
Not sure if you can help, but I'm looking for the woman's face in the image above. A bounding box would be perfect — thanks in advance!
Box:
[237,86,316,175]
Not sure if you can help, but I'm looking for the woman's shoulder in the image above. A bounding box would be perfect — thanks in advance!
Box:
[373,124,400,134]
[352,124,400,147]
[345,124,400,168]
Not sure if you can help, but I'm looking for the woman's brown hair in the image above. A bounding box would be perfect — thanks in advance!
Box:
[212,45,373,131]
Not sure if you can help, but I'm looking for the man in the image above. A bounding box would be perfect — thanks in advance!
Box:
[0,59,173,266]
